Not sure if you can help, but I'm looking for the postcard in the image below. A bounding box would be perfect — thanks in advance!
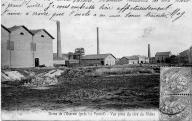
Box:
[1,0,192,120]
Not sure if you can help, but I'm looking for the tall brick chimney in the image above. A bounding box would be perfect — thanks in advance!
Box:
[148,44,151,58]
[57,21,62,59]
[97,27,100,55]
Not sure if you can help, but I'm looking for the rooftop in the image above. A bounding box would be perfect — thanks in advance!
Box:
[81,54,115,60]
[155,52,171,56]
[30,29,54,39]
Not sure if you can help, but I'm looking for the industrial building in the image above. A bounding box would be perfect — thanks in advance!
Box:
[155,51,171,63]
[117,55,149,65]
[179,46,192,64]
[1,25,54,68]
[117,56,138,65]
[81,54,116,66]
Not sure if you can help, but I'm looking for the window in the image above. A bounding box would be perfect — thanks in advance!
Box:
[7,40,14,50]
[41,35,44,37]
[31,42,36,51]
[20,32,24,35]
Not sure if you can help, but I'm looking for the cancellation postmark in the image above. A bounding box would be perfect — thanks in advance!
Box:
[160,67,192,121]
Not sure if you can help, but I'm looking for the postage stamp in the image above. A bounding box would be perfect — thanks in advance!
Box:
[160,67,192,121]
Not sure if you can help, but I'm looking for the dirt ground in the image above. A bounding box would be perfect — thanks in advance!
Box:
[1,73,159,111]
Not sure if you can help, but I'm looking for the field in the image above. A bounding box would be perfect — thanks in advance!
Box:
[1,66,160,111]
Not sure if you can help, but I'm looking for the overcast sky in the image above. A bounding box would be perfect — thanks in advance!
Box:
[2,3,192,58]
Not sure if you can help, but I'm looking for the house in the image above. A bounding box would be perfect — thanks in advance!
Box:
[117,55,149,65]
[31,29,54,67]
[81,54,116,66]
[155,51,171,63]
[1,25,54,68]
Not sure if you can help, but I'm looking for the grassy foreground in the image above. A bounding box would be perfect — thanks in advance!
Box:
[2,67,159,111]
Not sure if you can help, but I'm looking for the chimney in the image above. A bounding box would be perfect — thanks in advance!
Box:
[57,21,62,59]
[97,27,100,55]
[148,44,151,58]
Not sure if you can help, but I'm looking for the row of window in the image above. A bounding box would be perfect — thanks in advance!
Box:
[7,40,36,51]
[19,32,45,38]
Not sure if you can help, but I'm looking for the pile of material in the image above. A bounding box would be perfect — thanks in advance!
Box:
[60,69,86,79]
[23,69,64,87]
[1,71,25,82]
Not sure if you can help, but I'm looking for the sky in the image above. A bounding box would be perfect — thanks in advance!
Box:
[1,2,192,58]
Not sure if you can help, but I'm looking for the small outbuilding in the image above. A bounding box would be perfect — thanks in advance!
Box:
[117,55,149,65]
[116,56,138,65]
[81,54,116,66]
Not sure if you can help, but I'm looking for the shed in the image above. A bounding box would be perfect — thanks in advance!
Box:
[81,54,116,66]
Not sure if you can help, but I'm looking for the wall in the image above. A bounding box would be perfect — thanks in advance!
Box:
[138,57,149,64]
[155,55,170,63]
[33,30,53,67]
[81,59,103,66]
[10,27,33,68]
[104,55,116,66]
[188,47,192,64]
[128,59,138,64]
[1,27,10,68]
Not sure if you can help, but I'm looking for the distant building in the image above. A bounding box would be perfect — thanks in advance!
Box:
[149,57,156,64]
[117,55,149,65]
[1,25,54,68]
[189,46,192,64]
[136,55,149,64]
[155,51,171,63]
[53,53,80,66]
[117,56,138,65]
[81,54,116,66]
[179,46,192,64]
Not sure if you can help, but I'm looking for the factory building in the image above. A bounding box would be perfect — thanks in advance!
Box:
[155,52,171,63]
[81,54,116,66]
[31,29,54,67]
[1,25,11,68]
[1,25,54,68]
[179,46,192,64]
[117,56,138,65]
[117,55,149,65]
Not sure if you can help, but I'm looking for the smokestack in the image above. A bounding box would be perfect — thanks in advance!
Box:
[97,27,100,55]
[148,44,151,58]
[57,21,62,59]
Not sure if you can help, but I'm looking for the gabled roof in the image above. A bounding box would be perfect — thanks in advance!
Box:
[81,54,116,60]
[30,29,54,39]
[123,55,148,60]
[156,52,171,56]
[123,56,139,60]
[1,25,10,33]
[8,25,33,35]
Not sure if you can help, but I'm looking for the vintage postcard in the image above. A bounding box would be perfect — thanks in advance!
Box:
[1,0,192,120]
